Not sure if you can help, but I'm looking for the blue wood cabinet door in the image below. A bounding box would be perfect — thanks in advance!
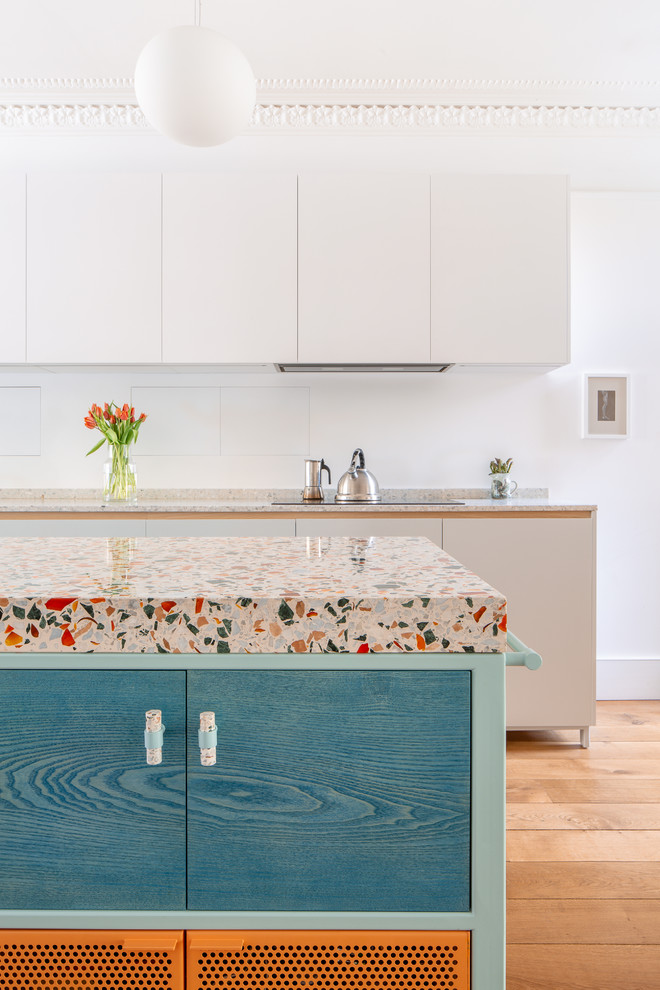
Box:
[187,669,470,912]
[0,670,186,910]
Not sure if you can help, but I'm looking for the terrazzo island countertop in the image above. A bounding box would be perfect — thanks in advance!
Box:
[0,535,507,654]
[0,488,596,514]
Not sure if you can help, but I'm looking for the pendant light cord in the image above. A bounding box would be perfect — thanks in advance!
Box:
[194,0,202,27]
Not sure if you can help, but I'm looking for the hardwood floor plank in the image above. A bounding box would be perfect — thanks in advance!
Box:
[506,740,660,759]
[597,701,660,718]
[507,862,660,899]
[507,803,660,830]
[507,758,660,779]
[591,724,660,742]
[507,944,660,990]
[507,829,660,861]
[506,783,554,803]
[504,703,660,988]
[541,778,660,803]
[507,898,660,943]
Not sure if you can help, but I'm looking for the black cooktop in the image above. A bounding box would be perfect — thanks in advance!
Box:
[271,496,465,506]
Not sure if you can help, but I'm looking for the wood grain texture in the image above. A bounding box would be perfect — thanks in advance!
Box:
[187,669,471,913]
[507,741,660,760]
[507,944,660,990]
[507,862,660,899]
[506,783,554,803]
[507,898,660,943]
[507,829,660,861]
[507,758,660,779]
[507,803,660,830]
[506,701,660,988]
[597,701,660,718]
[539,779,660,804]
[0,669,186,910]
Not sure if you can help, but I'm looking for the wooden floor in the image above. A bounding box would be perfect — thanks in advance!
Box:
[506,700,660,990]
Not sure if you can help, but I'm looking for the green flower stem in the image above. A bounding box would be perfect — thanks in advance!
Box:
[104,444,137,502]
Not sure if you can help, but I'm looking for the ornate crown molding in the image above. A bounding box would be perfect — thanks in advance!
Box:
[1,102,659,135]
[1,77,660,134]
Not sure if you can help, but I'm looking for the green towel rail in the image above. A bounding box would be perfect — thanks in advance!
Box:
[505,632,543,670]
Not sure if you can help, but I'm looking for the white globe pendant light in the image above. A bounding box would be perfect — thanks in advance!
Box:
[135,21,256,147]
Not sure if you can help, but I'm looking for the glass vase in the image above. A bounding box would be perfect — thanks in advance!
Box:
[103,444,138,504]
[489,474,518,499]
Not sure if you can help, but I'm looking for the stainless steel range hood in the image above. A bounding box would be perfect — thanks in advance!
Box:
[276,363,454,373]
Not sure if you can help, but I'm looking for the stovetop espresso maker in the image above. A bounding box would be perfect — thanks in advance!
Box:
[303,458,332,501]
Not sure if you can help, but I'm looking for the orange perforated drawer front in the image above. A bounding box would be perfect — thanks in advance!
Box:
[0,930,184,990]
[187,930,469,990]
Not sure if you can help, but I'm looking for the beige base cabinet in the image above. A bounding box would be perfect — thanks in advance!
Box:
[442,515,596,738]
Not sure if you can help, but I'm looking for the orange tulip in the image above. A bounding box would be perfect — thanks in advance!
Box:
[84,415,95,429]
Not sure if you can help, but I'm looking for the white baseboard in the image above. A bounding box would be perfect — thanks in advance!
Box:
[597,659,660,700]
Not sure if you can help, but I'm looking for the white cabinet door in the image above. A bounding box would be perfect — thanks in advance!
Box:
[0,174,26,362]
[163,174,297,364]
[27,174,161,363]
[145,519,296,537]
[431,175,569,365]
[442,515,595,730]
[298,174,430,363]
[296,517,442,548]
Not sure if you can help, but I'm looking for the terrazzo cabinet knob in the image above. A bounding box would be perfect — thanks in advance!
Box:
[199,711,217,766]
[144,709,165,765]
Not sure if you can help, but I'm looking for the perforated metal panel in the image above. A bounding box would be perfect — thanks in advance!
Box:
[0,930,184,990]
[187,930,469,990]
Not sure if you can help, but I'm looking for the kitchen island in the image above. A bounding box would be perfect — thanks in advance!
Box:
[0,535,539,990]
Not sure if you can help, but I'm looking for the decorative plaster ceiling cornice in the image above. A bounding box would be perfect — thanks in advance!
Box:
[1,77,660,134]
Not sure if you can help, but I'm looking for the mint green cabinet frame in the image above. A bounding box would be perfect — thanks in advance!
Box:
[0,650,511,990]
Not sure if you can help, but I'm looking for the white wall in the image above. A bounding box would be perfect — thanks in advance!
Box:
[1,189,659,695]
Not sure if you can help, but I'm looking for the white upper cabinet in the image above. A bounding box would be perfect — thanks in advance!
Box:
[26,174,161,363]
[431,175,569,366]
[0,175,26,363]
[162,173,297,363]
[298,173,431,363]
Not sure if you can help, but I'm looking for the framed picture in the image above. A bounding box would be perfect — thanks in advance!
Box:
[584,374,629,438]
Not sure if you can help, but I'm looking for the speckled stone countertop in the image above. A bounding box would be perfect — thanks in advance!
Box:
[0,488,596,513]
[0,535,507,654]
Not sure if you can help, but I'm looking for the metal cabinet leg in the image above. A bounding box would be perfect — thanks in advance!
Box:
[580,727,590,748]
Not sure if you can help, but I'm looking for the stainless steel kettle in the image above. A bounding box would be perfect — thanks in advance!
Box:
[335,448,381,503]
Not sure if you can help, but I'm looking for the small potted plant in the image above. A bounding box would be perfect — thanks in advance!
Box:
[85,401,148,504]
[489,457,518,499]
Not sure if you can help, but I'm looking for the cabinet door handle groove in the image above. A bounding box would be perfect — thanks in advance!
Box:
[145,708,165,765]
[199,711,217,766]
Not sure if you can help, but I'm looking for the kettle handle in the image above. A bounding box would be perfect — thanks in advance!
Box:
[350,448,365,471]
[320,458,332,485]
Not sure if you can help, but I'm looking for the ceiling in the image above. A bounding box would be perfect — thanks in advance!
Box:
[2,1,660,189]
[2,0,660,84]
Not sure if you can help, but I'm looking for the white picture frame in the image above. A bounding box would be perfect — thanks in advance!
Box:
[583,374,629,438]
